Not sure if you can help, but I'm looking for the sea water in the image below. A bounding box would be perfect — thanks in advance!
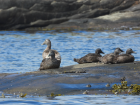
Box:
[0,30,140,104]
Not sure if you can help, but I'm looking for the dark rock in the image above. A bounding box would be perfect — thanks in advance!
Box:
[0,0,42,9]
[65,0,75,3]
[0,7,28,29]
[46,10,140,30]
[90,0,100,4]
[51,1,69,12]
[0,0,139,30]
[70,9,109,19]
[10,24,31,30]
[85,9,110,18]
[110,0,135,13]
[68,2,83,11]
[100,0,124,9]
[29,1,52,12]
[30,18,69,27]
[78,5,92,12]
[122,4,140,12]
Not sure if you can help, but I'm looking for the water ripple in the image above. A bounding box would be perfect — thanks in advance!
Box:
[0,30,140,73]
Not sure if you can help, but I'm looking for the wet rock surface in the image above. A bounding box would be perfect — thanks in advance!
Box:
[0,0,140,30]
[0,61,140,96]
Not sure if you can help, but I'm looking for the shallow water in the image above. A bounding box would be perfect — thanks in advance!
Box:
[0,30,140,73]
[0,94,140,105]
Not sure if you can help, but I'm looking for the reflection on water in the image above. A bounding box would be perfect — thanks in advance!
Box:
[0,30,140,73]
[0,95,140,105]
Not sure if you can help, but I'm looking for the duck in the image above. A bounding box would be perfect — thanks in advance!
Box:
[98,48,124,64]
[42,39,61,62]
[39,50,61,70]
[74,48,104,64]
[116,48,136,63]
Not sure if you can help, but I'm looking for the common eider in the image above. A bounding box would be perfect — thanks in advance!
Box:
[98,48,123,64]
[116,48,136,63]
[74,48,104,64]
[39,50,61,70]
[42,39,61,62]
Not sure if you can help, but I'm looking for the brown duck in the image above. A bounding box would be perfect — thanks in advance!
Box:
[74,48,104,64]
[42,39,61,62]
[116,48,136,63]
[39,50,61,70]
[98,48,123,64]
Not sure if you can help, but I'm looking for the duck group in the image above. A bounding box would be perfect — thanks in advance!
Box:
[39,39,136,70]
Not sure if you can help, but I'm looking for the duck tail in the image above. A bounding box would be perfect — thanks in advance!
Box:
[74,58,79,62]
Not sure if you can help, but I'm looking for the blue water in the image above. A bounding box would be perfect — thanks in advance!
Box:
[0,30,140,104]
[0,94,140,105]
[0,30,140,73]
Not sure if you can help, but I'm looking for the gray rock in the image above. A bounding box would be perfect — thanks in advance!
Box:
[123,4,140,12]
[30,18,69,27]
[30,1,52,12]
[46,10,140,30]
[0,0,140,30]
[1,62,140,95]
[110,0,135,13]
[100,0,124,9]
[0,0,42,9]
[70,9,109,19]
[0,7,28,29]
[51,1,69,12]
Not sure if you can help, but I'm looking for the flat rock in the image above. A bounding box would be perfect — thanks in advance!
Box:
[0,61,140,96]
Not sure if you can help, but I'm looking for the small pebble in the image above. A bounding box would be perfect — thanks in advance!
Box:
[115,92,118,95]
[83,90,89,94]
[86,84,91,87]
[106,83,110,87]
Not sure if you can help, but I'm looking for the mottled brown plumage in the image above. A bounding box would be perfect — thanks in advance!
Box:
[117,48,136,63]
[39,50,60,70]
[74,48,104,64]
[42,39,61,62]
[98,48,123,64]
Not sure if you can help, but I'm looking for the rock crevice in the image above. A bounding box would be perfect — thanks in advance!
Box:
[0,0,140,30]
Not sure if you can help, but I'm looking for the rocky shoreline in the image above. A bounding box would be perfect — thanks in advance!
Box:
[0,0,140,30]
[0,61,140,96]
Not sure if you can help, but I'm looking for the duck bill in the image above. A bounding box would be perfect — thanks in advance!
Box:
[132,51,137,54]
[120,49,124,52]
[41,41,45,45]
[101,51,104,54]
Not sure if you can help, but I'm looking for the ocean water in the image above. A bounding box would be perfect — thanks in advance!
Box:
[0,30,140,104]
[0,94,140,105]
[0,30,140,73]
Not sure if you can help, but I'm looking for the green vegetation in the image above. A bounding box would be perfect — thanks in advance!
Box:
[112,81,140,95]
[20,93,27,98]
[49,93,62,97]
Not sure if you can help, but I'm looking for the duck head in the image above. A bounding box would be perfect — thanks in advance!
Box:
[126,48,136,54]
[42,39,51,45]
[48,50,55,59]
[114,48,124,55]
[115,48,124,52]
[95,48,104,54]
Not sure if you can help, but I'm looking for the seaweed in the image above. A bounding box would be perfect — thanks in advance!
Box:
[49,93,62,97]
[20,93,27,98]
[112,81,140,95]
